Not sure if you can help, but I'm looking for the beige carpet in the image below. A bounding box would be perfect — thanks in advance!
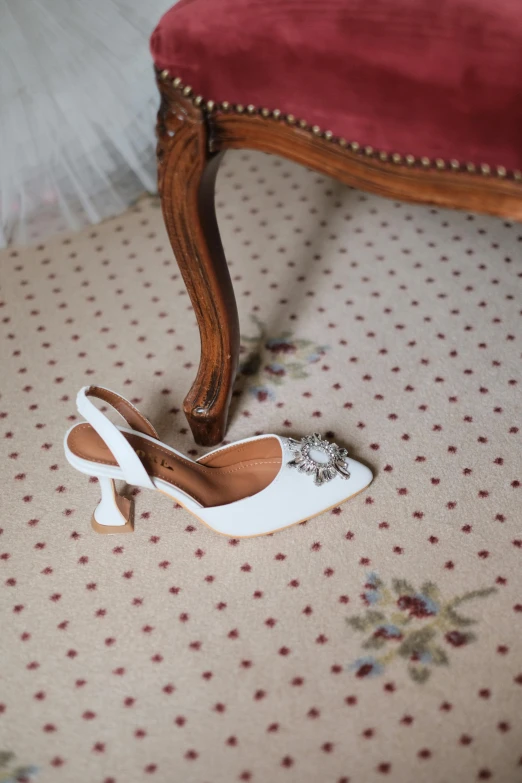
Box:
[1,151,521,783]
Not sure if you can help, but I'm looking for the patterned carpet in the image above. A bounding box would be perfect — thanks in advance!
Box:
[1,151,521,783]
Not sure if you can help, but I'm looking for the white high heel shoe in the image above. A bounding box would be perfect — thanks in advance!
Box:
[64,386,373,537]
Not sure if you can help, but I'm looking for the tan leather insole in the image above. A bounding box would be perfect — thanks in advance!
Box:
[67,425,282,507]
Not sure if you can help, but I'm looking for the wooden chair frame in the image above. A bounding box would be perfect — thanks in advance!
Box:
[156,71,522,446]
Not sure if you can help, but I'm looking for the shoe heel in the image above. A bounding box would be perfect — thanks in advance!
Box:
[91,477,134,534]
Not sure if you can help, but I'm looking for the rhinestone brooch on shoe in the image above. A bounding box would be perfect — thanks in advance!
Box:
[287,433,351,486]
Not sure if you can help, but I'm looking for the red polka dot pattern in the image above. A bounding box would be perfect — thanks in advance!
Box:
[1,152,521,782]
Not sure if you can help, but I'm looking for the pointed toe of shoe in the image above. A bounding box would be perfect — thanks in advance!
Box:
[346,458,373,494]
[200,446,373,537]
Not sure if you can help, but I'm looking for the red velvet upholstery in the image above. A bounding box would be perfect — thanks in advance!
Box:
[151,0,522,171]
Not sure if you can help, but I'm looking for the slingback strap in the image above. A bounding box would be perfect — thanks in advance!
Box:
[85,386,159,439]
[76,386,156,489]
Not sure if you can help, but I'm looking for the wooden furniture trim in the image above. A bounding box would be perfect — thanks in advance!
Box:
[158,69,522,213]
[156,75,239,446]
[155,71,522,445]
[210,113,522,221]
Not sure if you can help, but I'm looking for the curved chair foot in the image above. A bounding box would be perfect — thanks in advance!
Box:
[157,84,239,446]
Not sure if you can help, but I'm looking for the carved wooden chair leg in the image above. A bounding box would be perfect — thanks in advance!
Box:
[156,85,239,446]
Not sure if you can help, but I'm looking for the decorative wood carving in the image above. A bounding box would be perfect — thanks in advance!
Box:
[156,81,239,446]
[156,74,522,445]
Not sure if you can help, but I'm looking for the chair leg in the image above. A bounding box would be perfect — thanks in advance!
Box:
[156,89,239,446]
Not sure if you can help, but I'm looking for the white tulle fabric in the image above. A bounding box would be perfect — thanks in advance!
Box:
[0,0,173,247]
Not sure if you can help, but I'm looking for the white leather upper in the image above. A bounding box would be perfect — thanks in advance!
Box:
[196,436,372,536]
[66,386,373,536]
